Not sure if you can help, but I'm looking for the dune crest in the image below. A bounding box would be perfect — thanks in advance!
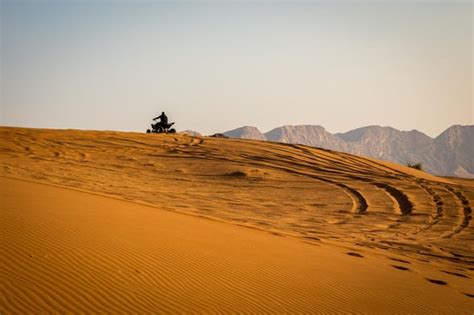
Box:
[1,127,473,312]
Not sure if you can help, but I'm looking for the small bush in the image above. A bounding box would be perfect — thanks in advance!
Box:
[407,162,423,171]
[226,171,247,177]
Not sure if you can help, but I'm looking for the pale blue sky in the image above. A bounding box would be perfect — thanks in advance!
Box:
[1,0,472,137]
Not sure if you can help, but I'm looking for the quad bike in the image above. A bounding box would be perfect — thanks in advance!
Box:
[147,121,176,134]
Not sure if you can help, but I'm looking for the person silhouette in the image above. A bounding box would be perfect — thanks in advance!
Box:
[153,112,168,130]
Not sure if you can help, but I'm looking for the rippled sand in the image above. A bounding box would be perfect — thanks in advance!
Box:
[1,127,473,313]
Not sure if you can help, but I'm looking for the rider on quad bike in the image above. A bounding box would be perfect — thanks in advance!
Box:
[153,112,168,129]
[147,111,176,134]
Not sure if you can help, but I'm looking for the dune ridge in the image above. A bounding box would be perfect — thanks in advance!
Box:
[1,127,472,261]
[1,127,473,312]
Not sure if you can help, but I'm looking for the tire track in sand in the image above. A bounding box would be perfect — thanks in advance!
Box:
[411,182,444,234]
[372,182,413,216]
[442,186,473,238]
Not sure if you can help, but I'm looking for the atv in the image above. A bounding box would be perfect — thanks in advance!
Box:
[147,122,176,134]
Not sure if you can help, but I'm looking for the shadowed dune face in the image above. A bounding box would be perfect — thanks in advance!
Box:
[0,127,473,270]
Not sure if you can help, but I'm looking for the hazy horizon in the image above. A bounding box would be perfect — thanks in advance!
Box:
[1,0,473,137]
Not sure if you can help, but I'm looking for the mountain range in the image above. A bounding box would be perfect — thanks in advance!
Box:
[221,125,474,178]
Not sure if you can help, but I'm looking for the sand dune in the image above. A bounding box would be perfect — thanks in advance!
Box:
[1,127,473,313]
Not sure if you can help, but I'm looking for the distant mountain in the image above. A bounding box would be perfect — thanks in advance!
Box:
[265,125,348,152]
[335,126,438,174]
[222,124,474,177]
[433,125,474,177]
[223,126,266,140]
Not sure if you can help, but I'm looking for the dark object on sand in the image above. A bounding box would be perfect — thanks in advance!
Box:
[406,162,423,171]
[147,122,176,134]
[147,112,176,134]
[210,133,228,138]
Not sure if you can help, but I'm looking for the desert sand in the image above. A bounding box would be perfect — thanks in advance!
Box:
[1,126,473,313]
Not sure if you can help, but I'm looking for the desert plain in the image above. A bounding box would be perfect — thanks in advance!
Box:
[0,126,473,313]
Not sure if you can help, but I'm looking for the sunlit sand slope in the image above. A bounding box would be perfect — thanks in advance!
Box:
[1,127,473,312]
[1,177,473,313]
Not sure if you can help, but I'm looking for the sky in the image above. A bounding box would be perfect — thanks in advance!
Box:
[1,0,472,137]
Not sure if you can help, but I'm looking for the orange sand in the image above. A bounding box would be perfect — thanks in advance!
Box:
[1,127,473,313]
